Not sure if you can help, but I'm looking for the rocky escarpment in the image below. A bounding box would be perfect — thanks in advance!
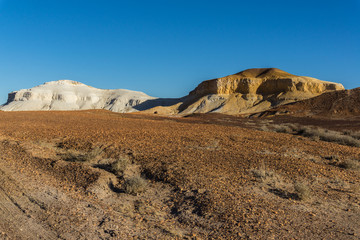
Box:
[190,68,343,97]
[0,69,346,115]
[0,80,156,112]
[178,68,344,115]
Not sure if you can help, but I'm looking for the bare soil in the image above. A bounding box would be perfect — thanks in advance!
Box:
[0,110,359,239]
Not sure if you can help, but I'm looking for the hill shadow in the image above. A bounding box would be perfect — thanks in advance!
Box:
[133,97,185,111]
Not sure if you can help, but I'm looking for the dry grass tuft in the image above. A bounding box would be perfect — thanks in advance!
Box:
[294,181,311,201]
[111,156,131,175]
[124,176,148,195]
[262,123,360,147]
[61,147,103,163]
[339,159,360,171]
[251,166,283,188]
[273,124,295,134]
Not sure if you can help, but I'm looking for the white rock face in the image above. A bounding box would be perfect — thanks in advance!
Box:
[0,80,156,112]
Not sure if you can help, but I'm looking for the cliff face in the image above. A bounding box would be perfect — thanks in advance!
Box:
[179,68,345,115]
[190,68,344,97]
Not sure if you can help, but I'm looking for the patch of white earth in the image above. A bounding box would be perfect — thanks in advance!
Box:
[0,80,156,112]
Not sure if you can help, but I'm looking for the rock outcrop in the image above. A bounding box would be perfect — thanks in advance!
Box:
[0,69,346,115]
[252,87,360,118]
[0,80,156,112]
[178,68,344,114]
[190,68,342,97]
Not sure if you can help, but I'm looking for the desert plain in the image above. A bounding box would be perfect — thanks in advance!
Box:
[0,109,359,239]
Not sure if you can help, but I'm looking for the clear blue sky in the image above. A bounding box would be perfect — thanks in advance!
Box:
[0,0,359,104]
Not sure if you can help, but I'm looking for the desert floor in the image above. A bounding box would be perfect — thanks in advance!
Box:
[0,110,359,239]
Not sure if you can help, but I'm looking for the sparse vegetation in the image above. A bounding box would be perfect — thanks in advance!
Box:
[61,147,103,163]
[124,176,148,195]
[294,181,311,201]
[261,123,360,147]
[339,159,360,171]
[272,124,294,134]
[111,156,131,175]
[344,130,360,140]
[251,166,283,188]
[259,125,271,132]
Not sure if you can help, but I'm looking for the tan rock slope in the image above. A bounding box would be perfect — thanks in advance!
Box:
[252,87,360,118]
[174,68,344,115]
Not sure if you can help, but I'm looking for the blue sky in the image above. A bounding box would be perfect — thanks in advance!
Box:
[0,0,359,104]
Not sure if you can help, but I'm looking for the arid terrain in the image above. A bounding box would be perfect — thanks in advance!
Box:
[0,109,359,239]
[1,68,344,115]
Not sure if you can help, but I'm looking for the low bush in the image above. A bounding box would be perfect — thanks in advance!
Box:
[111,156,131,175]
[124,176,148,195]
[273,125,293,134]
[262,124,360,147]
[294,181,311,201]
[339,159,360,171]
[298,127,360,147]
[251,167,283,188]
[61,147,103,163]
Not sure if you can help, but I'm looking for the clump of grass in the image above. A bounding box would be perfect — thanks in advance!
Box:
[111,156,131,175]
[124,176,147,195]
[294,181,311,201]
[263,123,360,147]
[343,130,360,140]
[251,166,283,188]
[299,127,360,147]
[259,125,271,132]
[251,168,267,179]
[273,124,294,134]
[62,147,103,163]
[339,159,360,171]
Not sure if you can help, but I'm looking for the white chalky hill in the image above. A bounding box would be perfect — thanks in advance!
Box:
[0,80,156,112]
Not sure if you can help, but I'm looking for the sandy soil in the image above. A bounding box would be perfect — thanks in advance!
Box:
[0,110,359,239]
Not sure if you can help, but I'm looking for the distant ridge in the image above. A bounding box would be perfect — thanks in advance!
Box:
[0,80,156,112]
[1,68,346,115]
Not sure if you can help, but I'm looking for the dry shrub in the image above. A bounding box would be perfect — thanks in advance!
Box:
[299,127,360,147]
[273,124,295,134]
[343,130,360,140]
[294,181,311,201]
[62,147,103,163]
[111,156,131,175]
[339,159,360,171]
[259,125,271,132]
[265,124,360,147]
[251,167,283,188]
[124,176,147,195]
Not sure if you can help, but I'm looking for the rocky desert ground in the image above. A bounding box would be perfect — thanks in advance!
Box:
[0,109,359,239]
[0,68,359,239]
